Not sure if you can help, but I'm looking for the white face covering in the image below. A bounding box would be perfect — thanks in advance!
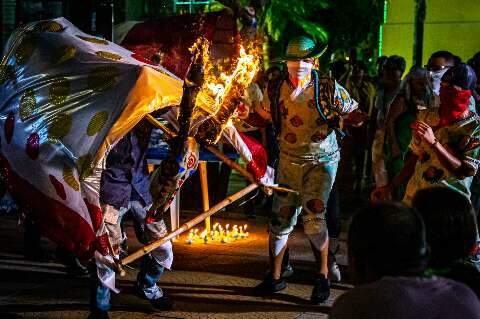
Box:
[287,60,314,100]
[287,60,314,84]
[430,67,449,95]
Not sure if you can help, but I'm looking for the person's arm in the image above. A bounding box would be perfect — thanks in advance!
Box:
[371,150,418,202]
[255,88,272,121]
[390,151,419,188]
[334,81,369,127]
[385,96,406,158]
[413,121,476,178]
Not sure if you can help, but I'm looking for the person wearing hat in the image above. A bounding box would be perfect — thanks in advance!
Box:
[372,63,480,204]
[253,36,363,303]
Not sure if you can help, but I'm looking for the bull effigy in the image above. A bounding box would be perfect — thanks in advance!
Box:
[0,17,283,313]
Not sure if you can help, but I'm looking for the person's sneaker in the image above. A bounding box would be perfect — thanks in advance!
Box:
[253,274,286,296]
[136,282,174,310]
[328,252,342,282]
[87,309,110,319]
[311,274,330,304]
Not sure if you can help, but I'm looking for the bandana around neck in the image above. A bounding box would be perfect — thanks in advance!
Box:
[439,86,472,126]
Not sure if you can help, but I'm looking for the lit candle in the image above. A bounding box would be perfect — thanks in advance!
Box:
[232,225,239,239]
[240,226,246,238]
[187,230,194,244]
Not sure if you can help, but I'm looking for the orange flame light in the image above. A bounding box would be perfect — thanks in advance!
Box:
[191,38,260,143]
[185,222,250,245]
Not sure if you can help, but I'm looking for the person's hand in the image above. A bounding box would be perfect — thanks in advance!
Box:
[411,121,436,146]
[344,110,368,127]
[370,184,393,202]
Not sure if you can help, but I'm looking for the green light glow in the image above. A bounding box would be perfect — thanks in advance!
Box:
[383,0,388,23]
[378,0,388,57]
[379,25,383,56]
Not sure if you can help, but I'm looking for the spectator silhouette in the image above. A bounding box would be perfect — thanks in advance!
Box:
[412,187,480,298]
[330,202,480,319]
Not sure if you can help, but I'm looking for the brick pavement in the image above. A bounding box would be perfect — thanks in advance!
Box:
[0,213,351,319]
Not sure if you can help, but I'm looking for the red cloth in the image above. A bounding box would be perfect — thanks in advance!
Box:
[439,87,472,126]
[239,132,268,181]
[0,155,96,259]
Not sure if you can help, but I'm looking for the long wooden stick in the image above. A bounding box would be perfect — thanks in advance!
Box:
[121,183,259,266]
[146,114,175,139]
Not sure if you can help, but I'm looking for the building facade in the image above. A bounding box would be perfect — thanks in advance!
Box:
[382,0,480,69]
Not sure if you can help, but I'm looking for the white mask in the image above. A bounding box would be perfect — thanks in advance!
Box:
[430,67,449,95]
[288,60,314,83]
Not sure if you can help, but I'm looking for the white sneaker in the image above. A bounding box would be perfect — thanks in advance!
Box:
[328,255,342,282]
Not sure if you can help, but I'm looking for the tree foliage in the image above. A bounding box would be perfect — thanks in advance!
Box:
[261,0,329,48]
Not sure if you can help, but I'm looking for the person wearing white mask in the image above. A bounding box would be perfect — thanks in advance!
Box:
[253,36,364,303]
[427,51,455,96]
[427,51,477,115]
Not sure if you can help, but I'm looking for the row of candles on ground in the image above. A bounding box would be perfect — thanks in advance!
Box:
[186,223,250,244]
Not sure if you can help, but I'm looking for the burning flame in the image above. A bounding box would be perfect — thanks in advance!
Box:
[190,38,260,121]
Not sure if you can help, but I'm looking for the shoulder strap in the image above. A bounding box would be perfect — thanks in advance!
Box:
[312,69,346,138]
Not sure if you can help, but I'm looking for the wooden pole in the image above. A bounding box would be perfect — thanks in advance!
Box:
[199,161,211,232]
[121,183,259,266]
[145,114,175,139]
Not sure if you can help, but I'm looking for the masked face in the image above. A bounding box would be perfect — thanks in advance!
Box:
[430,67,450,95]
[287,60,313,85]
[438,84,472,125]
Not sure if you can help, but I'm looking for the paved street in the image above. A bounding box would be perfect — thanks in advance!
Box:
[0,212,351,319]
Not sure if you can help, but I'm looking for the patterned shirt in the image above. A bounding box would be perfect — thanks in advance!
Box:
[262,78,357,160]
[404,113,480,203]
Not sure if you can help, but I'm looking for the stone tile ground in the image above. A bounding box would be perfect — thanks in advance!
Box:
[0,212,351,319]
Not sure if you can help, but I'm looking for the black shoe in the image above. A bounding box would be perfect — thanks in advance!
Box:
[253,274,286,296]
[65,258,89,278]
[135,281,174,310]
[311,274,330,304]
[148,294,174,310]
[87,309,110,319]
[55,247,89,278]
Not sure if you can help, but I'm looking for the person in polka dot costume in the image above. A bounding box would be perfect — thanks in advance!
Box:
[253,36,364,303]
